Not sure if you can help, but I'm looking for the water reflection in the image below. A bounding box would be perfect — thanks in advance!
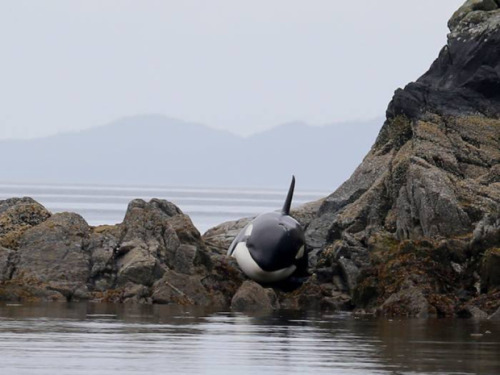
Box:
[0,303,498,374]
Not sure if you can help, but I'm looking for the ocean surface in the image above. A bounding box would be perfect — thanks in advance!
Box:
[0,303,499,375]
[0,182,329,234]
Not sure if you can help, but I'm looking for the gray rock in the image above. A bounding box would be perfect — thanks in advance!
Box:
[0,246,15,282]
[322,291,353,311]
[116,244,163,286]
[202,217,252,254]
[489,306,500,320]
[291,199,325,229]
[122,282,151,304]
[87,226,119,290]
[338,257,360,293]
[116,198,210,285]
[448,0,499,31]
[13,212,91,299]
[278,276,350,311]
[380,285,431,318]
[231,280,280,312]
[306,152,392,250]
[199,256,245,307]
[307,248,322,270]
[395,163,471,239]
[472,213,500,251]
[151,270,210,306]
[172,244,198,274]
[120,199,182,267]
[481,248,500,291]
[463,306,489,319]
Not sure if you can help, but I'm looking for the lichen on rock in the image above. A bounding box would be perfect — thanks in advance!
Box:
[0,197,51,249]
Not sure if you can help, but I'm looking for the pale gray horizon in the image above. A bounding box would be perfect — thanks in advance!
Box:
[1,0,463,140]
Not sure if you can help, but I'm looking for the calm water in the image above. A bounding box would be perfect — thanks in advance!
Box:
[0,182,328,233]
[0,303,498,375]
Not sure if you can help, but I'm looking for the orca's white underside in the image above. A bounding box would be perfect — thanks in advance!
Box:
[232,242,296,283]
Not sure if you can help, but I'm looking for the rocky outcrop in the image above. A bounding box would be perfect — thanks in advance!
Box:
[0,197,241,306]
[304,0,500,317]
[0,194,350,311]
[231,280,280,312]
[115,198,209,286]
[13,212,92,300]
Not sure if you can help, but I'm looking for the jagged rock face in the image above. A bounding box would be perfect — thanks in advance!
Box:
[115,198,209,286]
[390,1,500,120]
[13,212,92,299]
[308,3,500,248]
[306,1,500,316]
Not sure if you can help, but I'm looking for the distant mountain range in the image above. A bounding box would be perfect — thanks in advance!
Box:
[0,115,382,190]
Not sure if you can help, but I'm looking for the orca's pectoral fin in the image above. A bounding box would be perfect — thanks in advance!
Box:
[227,223,251,256]
[281,175,295,215]
[227,237,238,256]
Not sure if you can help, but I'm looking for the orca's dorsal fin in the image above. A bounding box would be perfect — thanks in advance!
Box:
[281,175,295,215]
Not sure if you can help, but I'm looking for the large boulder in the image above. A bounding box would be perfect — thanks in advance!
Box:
[116,199,211,287]
[12,212,91,299]
[151,269,211,306]
[231,280,280,312]
[0,197,51,249]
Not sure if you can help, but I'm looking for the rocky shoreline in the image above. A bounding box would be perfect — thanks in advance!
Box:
[0,196,351,313]
[1,0,499,319]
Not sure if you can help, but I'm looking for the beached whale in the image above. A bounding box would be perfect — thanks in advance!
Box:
[227,176,307,283]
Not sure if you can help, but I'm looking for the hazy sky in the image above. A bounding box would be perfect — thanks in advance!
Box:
[0,0,464,139]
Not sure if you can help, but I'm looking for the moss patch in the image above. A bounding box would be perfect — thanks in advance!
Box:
[354,236,468,317]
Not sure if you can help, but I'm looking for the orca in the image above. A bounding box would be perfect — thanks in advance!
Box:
[227,176,307,284]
